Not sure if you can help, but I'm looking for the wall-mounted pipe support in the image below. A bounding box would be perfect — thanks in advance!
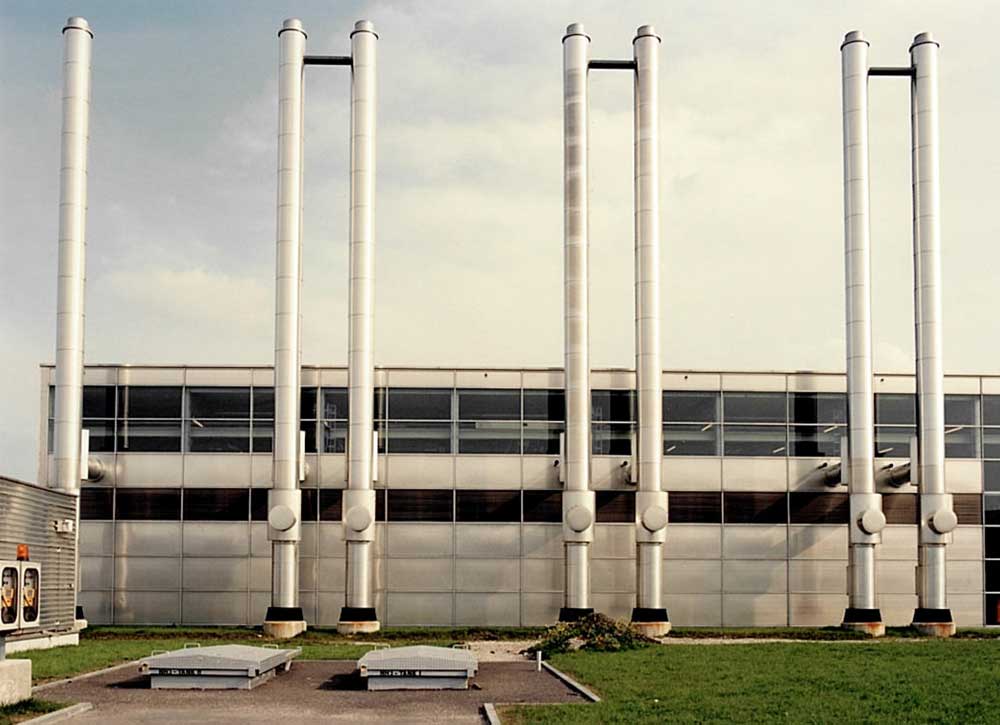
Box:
[839,31,884,636]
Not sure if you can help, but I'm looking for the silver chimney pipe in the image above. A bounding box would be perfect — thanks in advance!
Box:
[839,31,886,637]
[264,18,307,639]
[53,17,92,498]
[630,25,670,636]
[339,20,380,635]
[910,33,956,637]
[560,23,596,621]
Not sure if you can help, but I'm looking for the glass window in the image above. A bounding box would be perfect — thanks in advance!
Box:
[663,391,720,423]
[301,387,318,420]
[985,495,1000,525]
[875,394,915,425]
[118,386,182,418]
[723,392,786,423]
[523,390,565,421]
[183,489,249,521]
[986,527,1000,559]
[593,423,633,455]
[664,423,720,456]
[300,419,317,454]
[458,421,520,454]
[789,425,845,457]
[388,388,451,420]
[523,422,562,455]
[387,489,453,522]
[458,389,520,421]
[83,386,116,418]
[456,491,520,522]
[385,422,452,454]
[188,420,251,453]
[301,489,318,521]
[595,491,634,523]
[592,390,634,422]
[252,422,274,453]
[875,426,916,458]
[788,393,846,425]
[80,488,113,520]
[115,488,181,520]
[318,489,342,521]
[117,421,182,452]
[83,420,116,453]
[986,561,1000,594]
[322,388,348,420]
[985,396,1000,426]
[953,494,982,525]
[723,425,786,456]
[322,420,347,454]
[789,492,849,524]
[986,461,1000,492]
[945,426,979,459]
[189,387,250,419]
[252,388,274,419]
[945,395,980,426]
[987,594,1000,626]
[523,491,561,523]
[882,494,918,524]
[668,492,721,523]
[724,492,787,524]
[984,429,1000,460]
[250,488,268,521]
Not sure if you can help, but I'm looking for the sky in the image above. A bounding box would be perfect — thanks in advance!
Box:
[1,0,998,481]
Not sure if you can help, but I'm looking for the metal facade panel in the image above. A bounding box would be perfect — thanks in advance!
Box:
[786,374,846,393]
[89,455,117,485]
[522,457,561,489]
[318,455,348,486]
[788,560,847,593]
[721,459,788,491]
[317,523,347,557]
[386,524,453,558]
[250,523,271,557]
[455,370,520,388]
[80,556,113,590]
[788,594,848,626]
[591,370,635,389]
[114,590,180,624]
[945,560,983,593]
[78,590,112,624]
[522,558,562,592]
[721,374,786,391]
[592,525,635,558]
[182,592,248,625]
[387,559,453,592]
[455,457,520,488]
[878,594,918,626]
[182,523,250,557]
[249,557,270,591]
[251,368,275,387]
[455,560,519,592]
[386,457,454,487]
[949,594,984,626]
[388,370,454,388]
[522,370,563,389]
[788,459,840,491]
[591,559,635,593]
[788,525,848,559]
[184,368,252,386]
[662,373,721,390]
[454,593,519,626]
[80,522,114,555]
[182,558,249,591]
[521,525,562,559]
[664,525,723,559]
[873,375,915,394]
[722,594,788,626]
[316,592,346,625]
[942,376,980,394]
[386,592,452,626]
[948,526,982,560]
[114,557,180,590]
[663,594,722,626]
[116,522,181,557]
[663,560,722,594]
[300,523,320,557]
[591,593,633,620]
[663,458,722,491]
[118,367,184,385]
[250,455,271,487]
[184,455,251,487]
[878,526,919,560]
[879,560,918,594]
[455,524,519,558]
[250,591,270,623]
[317,368,348,387]
[723,560,787,593]
[591,458,629,489]
[520,593,561,625]
[944,460,982,492]
[722,526,788,560]
[117,454,183,486]
[317,558,347,591]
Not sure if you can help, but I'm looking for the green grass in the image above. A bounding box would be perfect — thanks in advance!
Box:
[0,699,65,725]
[505,640,1000,724]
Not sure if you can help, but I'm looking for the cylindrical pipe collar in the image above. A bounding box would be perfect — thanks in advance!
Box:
[63,17,93,36]
[351,19,378,38]
[279,18,306,37]
[633,25,661,43]
[563,23,590,42]
[910,32,938,50]
[841,30,868,49]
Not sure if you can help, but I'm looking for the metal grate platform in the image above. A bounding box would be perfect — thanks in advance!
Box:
[139,644,301,690]
[358,645,478,690]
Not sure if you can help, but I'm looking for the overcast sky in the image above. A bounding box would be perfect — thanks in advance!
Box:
[2,0,998,481]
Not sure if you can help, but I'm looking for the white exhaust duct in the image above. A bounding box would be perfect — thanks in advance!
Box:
[839,31,886,636]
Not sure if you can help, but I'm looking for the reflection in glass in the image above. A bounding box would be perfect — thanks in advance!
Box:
[789,424,845,457]
[252,422,273,453]
[322,388,348,420]
[984,428,1000,459]
[252,388,275,419]
[187,420,251,453]
[523,390,565,421]
[875,394,915,425]
[874,426,916,458]
[986,461,1000,493]
[322,419,347,453]
[523,422,563,455]
[592,422,633,455]
[663,423,719,456]
[458,389,520,421]
[83,386,117,418]
[944,425,979,458]
[458,421,520,454]
[986,494,1000,525]
[722,424,786,456]
[387,388,452,420]
[591,390,635,422]
[385,421,452,453]
[945,395,980,426]
[117,420,182,452]
[663,391,720,423]
[788,393,846,425]
[83,419,115,452]
[118,386,182,418]
[188,387,250,419]
[985,396,1000,426]
[723,392,786,423]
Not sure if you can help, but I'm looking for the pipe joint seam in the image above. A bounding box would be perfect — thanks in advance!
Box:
[919,493,955,542]
[635,490,668,543]
[342,489,377,542]
[267,488,302,541]
[562,490,595,542]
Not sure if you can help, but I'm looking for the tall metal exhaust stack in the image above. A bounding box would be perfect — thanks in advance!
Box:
[630,25,670,637]
[910,32,956,637]
[264,18,308,639]
[839,31,886,637]
[338,20,380,635]
[560,22,596,621]
[53,16,93,624]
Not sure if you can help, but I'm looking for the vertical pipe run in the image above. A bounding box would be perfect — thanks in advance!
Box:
[339,20,380,632]
[266,18,306,631]
[560,23,595,619]
[631,26,669,631]
[839,31,884,632]
[910,33,954,631]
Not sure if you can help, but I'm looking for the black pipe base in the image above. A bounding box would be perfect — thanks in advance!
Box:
[912,607,953,623]
[842,607,882,624]
[264,606,304,622]
[558,607,594,622]
[75,605,86,620]
[338,606,378,622]
[631,607,669,623]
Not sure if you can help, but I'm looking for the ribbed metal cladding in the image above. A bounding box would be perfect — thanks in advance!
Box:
[53,17,93,497]
[910,33,952,613]
[343,20,378,615]
[840,31,881,615]
[0,478,78,632]
[269,18,306,612]
[561,23,594,614]
[632,25,665,613]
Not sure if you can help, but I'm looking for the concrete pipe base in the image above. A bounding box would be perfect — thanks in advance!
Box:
[912,608,955,638]
[263,620,307,639]
[841,608,884,637]
[337,607,380,635]
[842,621,886,637]
[631,607,671,637]
[632,621,672,637]
[337,620,381,635]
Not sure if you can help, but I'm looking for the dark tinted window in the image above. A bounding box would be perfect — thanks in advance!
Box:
[301,388,318,419]
[986,561,1000,593]
[593,423,633,455]
[668,492,721,523]
[456,491,520,522]
[83,420,115,453]
[253,422,274,453]
[882,494,918,524]
[789,425,845,457]
[875,394,915,425]
[458,422,520,454]
[983,429,1000,460]
[80,488,113,520]
[183,489,249,521]
[189,388,250,419]
[388,389,452,420]
[986,527,1000,559]
[986,495,1000,526]
[523,390,565,421]
[874,426,915,458]
[945,395,979,425]
[663,392,719,423]
[252,388,274,419]
[592,390,634,422]
[523,423,562,455]
[723,393,786,423]
[318,489,343,521]
[458,390,520,421]
[988,594,1000,626]
[523,491,562,523]
[664,424,720,456]
[789,393,846,425]
[117,421,182,452]
[321,420,346,453]
[385,422,452,453]
[724,492,787,524]
[986,462,1000,493]
[789,493,849,524]
[250,488,268,521]
[322,388,348,420]
[723,425,786,456]
[301,489,319,521]
[118,386,182,418]
[188,421,251,453]
[595,491,634,523]
[953,494,982,525]
[945,427,979,459]
[83,386,116,418]
[985,396,1000,426]
[387,489,453,522]
[116,488,181,520]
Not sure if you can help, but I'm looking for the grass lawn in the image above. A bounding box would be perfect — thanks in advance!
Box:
[504,640,1000,724]
[0,699,65,725]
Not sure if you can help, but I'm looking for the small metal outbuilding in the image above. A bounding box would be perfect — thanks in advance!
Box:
[139,644,300,690]
[358,645,478,690]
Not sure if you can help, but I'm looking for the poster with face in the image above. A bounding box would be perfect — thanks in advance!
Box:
[22,567,39,623]
[1,566,18,625]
